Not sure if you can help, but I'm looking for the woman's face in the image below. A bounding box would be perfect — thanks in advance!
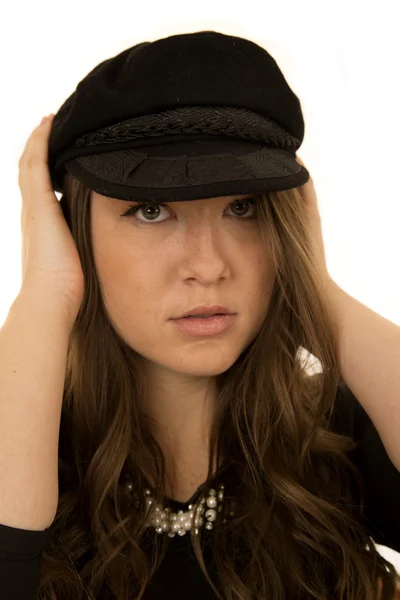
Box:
[90,191,276,379]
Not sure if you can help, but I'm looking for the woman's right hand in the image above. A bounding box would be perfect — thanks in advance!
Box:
[17,114,85,323]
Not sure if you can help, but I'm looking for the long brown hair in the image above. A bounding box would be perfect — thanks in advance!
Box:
[37,172,400,599]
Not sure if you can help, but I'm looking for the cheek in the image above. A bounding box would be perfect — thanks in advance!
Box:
[93,242,165,340]
[97,255,155,317]
[251,247,276,299]
[249,253,276,332]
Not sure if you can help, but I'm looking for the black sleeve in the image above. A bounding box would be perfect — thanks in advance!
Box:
[0,522,52,599]
[330,380,400,553]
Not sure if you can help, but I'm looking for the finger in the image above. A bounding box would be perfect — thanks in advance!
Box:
[377,577,382,599]
[18,116,52,169]
[18,115,54,193]
[296,156,306,169]
[18,116,56,209]
[396,580,400,599]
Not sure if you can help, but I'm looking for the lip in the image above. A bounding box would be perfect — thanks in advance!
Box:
[172,305,233,319]
[170,314,236,336]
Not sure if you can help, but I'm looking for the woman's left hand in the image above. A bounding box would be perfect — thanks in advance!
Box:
[295,156,331,285]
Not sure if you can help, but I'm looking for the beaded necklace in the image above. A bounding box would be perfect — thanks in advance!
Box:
[125,480,228,537]
[125,460,236,538]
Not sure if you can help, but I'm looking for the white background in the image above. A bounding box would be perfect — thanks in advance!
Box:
[1,0,399,574]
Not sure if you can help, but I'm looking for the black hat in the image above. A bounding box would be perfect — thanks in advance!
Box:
[48,30,310,203]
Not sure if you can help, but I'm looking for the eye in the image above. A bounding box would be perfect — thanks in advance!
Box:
[120,197,259,223]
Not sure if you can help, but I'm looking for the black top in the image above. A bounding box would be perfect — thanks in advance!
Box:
[1,382,399,599]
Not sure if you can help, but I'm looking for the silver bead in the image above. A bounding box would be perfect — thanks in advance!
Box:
[217,490,224,501]
[145,489,151,496]
[205,522,214,530]
[168,532,175,538]
[209,488,217,496]
[155,527,163,534]
[126,482,133,492]
[177,529,186,536]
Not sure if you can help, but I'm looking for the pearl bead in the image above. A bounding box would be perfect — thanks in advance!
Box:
[124,478,226,536]
[205,509,216,521]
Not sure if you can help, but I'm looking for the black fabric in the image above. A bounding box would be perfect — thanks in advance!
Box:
[47,30,311,203]
[330,382,400,551]
[0,382,399,599]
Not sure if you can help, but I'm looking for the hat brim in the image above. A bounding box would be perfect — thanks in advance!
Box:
[63,138,309,202]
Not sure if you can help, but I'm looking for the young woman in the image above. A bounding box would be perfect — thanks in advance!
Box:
[2,30,400,600]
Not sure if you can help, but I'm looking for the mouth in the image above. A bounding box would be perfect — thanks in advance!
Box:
[173,305,233,319]
[181,314,225,319]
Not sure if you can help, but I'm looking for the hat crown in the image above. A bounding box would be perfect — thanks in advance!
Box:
[49,30,305,193]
